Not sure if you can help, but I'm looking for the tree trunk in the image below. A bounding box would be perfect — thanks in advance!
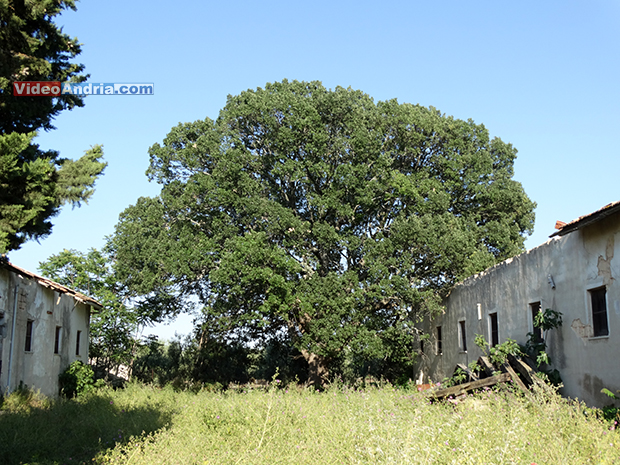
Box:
[290,312,330,387]
[301,349,329,387]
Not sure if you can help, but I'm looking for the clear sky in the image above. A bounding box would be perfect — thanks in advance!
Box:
[8,0,620,339]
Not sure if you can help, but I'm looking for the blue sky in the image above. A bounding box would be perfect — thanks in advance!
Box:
[8,0,620,339]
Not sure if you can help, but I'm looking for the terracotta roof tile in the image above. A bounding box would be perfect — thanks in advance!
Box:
[0,259,103,309]
[550,200,620,237]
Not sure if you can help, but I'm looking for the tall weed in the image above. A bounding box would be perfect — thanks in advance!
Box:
[95,382,618,465]
[0,382,618,464]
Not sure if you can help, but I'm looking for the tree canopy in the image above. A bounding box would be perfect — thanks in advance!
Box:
[38,248,138,371]
[0,0,106,253]
[0,0,87,133]
[111,80,535,385]
[0,134,106,252]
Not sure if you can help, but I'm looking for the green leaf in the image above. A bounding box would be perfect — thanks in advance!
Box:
[110,80,536,385]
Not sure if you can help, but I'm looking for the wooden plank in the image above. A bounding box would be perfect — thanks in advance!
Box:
[520,355,539,372]
[501,361,531,395]
[455,363,468,374]
[478,356,495,377]
[456,363,479,381]
[430,373,511,400]
[507,354,534,386]
[519,356,552,387]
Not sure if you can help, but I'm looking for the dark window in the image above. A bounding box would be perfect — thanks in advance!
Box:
[530,302,543,343]
[436,326,443,355]
[54,326,61,354]
[489,312,499,347]
[590,287,609,337]
[459,320,467,352]
[76,330,82,356]
[25,320,33,351]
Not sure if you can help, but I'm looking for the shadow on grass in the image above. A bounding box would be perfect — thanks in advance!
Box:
[0,391,173,465]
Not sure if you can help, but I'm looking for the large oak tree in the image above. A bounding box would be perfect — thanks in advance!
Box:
[111,80,535,385]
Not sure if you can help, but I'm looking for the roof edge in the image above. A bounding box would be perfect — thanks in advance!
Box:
[550,200,620,238]
[0,259,103,310]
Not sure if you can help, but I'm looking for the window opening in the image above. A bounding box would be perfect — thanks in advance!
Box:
[459,320,467,352]
[54,326,62,354]
[76,330,82,355]
[25,320,33,351]
[590,287,609,337]
[529,302,543,343]
[489,312,499,347]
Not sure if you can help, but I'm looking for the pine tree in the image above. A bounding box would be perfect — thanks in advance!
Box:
[0,0,106,253]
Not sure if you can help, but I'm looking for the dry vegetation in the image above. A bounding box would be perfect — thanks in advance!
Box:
[0,381,618,464]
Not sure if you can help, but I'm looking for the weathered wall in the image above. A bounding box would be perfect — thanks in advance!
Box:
[417,213,620,407]
[0,268,91,397]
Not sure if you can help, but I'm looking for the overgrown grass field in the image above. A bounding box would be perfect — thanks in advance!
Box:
[0,381,618,464]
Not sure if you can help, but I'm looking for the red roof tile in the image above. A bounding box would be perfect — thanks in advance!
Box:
[1,259,103,309]
[550,200,620,237]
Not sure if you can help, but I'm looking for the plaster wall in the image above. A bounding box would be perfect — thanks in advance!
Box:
[417,213,620,407]
[0,268,90,397]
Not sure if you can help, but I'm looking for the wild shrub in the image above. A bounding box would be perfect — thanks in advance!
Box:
[601,388,620,424]
[59,360,103,397]
[0,382,50,413]
[526,308,563,384]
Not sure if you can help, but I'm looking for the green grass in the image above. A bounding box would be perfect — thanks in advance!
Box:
[0,381,618,464]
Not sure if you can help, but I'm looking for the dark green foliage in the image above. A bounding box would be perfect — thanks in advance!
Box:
[250,337,309,384]
[131,332,311,389]
[105,197,189,323]
[0,387,173,465]
[525,308,563,385]
[339,325,418,385]
[58,360,102,397]
[132,334,253,389]
[112,80,535,385]
[0,132,106,254]
[475,334,522,365]
[0,133,57,251]
[0,0,87,134]
[131,336,177,386]
[187,337,252,387]
[0,1,106,253]
[600,389,620,424]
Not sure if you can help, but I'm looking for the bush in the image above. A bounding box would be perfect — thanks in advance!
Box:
[59,361,103,397]
[0,382,50,412]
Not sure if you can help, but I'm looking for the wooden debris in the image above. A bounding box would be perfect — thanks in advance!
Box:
[520,354,539,372]
[500,361,531,397]
[428,354,541,401]
[455,363,480,381]
[478,356,495,377]
[507,354,535,385]
[430,373,511,400]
